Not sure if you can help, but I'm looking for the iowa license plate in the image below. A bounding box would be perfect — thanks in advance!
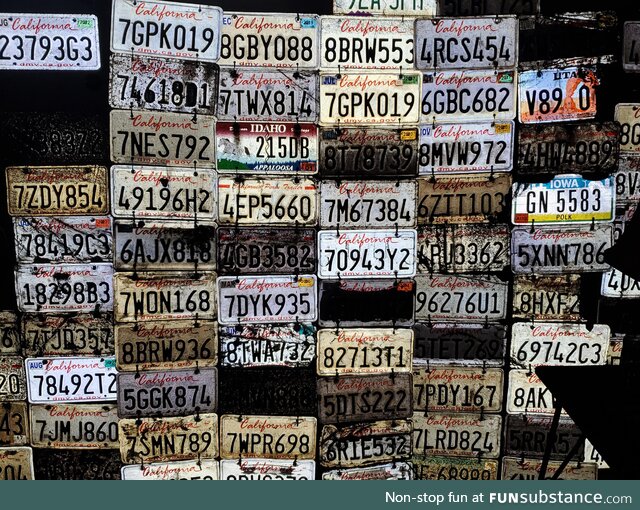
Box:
[323,462,413,480]
[334,0,436,15]
[122,459,219,480]
[512,275,581,321]
[624,22,640,72]
[505,415,583,459]
[221,459,315,480]
[0,357,26,401]
[615,103,640,153]
[501,456,597,480]
[412,455,498,480]
[0,402,28,446]
[0,447,33,480]
[0,312,19,355]
[438,0,539,15]
[507,369,562,415]
[601,269,640,298]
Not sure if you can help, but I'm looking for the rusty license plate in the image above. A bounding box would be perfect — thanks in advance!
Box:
[0,403,29,446]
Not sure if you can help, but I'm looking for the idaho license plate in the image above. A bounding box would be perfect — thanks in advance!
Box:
[0,357,27,401]
[512,275,581,321]
[122,459,219,480]
[221,459,315,480]
[412,455,498,480]
[0,402,28,446]
[323,462,413,480]
[501,456,597,480]
[0,447,33,480]
[615,103,640,153]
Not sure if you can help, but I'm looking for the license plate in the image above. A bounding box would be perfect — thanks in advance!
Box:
[109,110,216,167]
[323,462,413,480]
[624,22,640,72]
[220,415,316,460]
[415,275,508,322]
[111,0,222,61]
[608,334,624,365]
[320,180,417,228]
[119,414,218,464]
[417,173,510,224]
[0,312,19,355]
[601,269,640,298]
[29,404,118,449]
[0,14,99,70]
[613,203,636,242]
[117,368,217,418]
[218,177,318,226]
[512,275,581,321]
[115,321,218,372]
[412,412,501,458]
[22,313,113,357]
[417,224,510,273]
[25,357,116,404]
[219,13,319,68]
[511,224,613,274]
[615,103,640,153]
[505,414,584,459]
[217,227,316,275]
[412,455,498,480]
[518,67,598,124]
[501,456,597,480]
[6,166,109,216]
[419,122,514,175]
[15,263,113,313]
[122,459,219,480]
[113,271,216,322]
[415,16,518,70]
[0,447,33,480]
[219,324,315,368]
[221,459,315,480]
[318,229,416,279]
[321,16,414,70]
[319,420,412,468]
[334,0,436,15]
[413,367,503,413]
[413,323,507,366]
[317,328,412,376]
[512,175,614,225]
[507,369,563,416]
[615,155,640,203]
[114,221,216,271]
[319,127,419,179]
[216,122,318,174]
[511,322,609,367]
[14,217,112,264]
[320,72,421,125]
[421,70,516,123]
[109,54,219,115]
[318,279,415,327]
[517,122,620,174]
[33,449,122,479]
[217,69,319,122]
[0,402,28,446]
[438,0,539,16]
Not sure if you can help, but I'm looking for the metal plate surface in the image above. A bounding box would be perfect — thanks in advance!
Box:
[506,369,562,416]
[122,459,219,480]
[0,402,29,446]
[623,21,640,72]
[412,455,498,480]
[615,103,640,154]
[33,449,121,479]
[0,447,33,480]
[501,456,597,480]
[0,312,20,355]
[504,414,584,460]
[334,0,436,15]
[512,275,581,321]
[323,462,413,480]
[601,269,640,299]
[615,155,640,203]
[221,459,315,480]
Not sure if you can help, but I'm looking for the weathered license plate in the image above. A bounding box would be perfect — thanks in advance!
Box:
[111,0,222,61]
[415,16,518,70]
[217,69,319,122]
[601,269,640,298]
[122,459,219,480]
[317,328,413,376]
[511,322,609,367]
[412,455,498,480]
[512,275,581,321]
[324,462,412,480]
[25,356,116,404]
[30,404,118,449]
[0,312,20,355]
[109,110,216,167]
[320,180,416,228]
[14,217,112,264]
[221,459,315,480]
[616,155,640,203]
[113,271,216,322]
[505,415,584,460]
[321,16,414,70]
[320,72,421,125]
[438,0,539,15]
[319,127,419,179]
[623,22,640,72]
[220,415,316,460]
[6,166,109,216]
[0,402,28,446]
[319,420,412,468]
[615,104,640,153]
[109,54,219,115]
[216,122,317,173]
[318,229,416,279]
[118,368,217,418]
[511,224,613,274]
[334,0,436,15]
[217,275,317,325]
[119,414,218,464]
[33,449,121,479]
[507,369,562,416]
[0,14,100,70]
[419,122,514,175]
[0,447,33,480]
[15,264,113,313]
[421,70,516,123]
[501,456,597,480]
[413,367,503,413]
[608,334,624,365]
[115,321,218,372]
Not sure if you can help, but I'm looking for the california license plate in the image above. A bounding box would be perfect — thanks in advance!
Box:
[33,449,121,479]
[0,357,26,401]
[505,415,583,459]
[0,447,33,480]
[122,459,219,480]
[0,312,20,355]
[506,369,562,415]
[624,22,640,72]
[221,459,315,480]
[412,455,498,480]
[323,462,412,480]
[501,456,597,480]
[336,0,436,14]
[438,0,539,15]
[616,155,640,203]
[512,275,581,321]
[601,269,640,298]
[0,402,28,446]
[615,103,640,153]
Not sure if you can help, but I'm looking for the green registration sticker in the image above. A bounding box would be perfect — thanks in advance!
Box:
[104,358,116,369]
[77,18,94,28]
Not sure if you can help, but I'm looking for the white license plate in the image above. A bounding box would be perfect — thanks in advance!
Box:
[507,369,563,416]
[321,16,414,70]
[501,456,597,480]
[511,322,609,367]
[122,459,219,480]
[616,155,640,203]
[601,269,640,298]
[217,275,317,325]
[512,275,581,321]
[334,0,436,14]
[110,166,216,220]
[0,357,27,401]
[511,224,613,274]
[415,275,508,321]
[415,16,518,70]
[412,456,498,480]
[219,13,319,68]
[109,54,219,115]
[419,122,514,174]
[320,72,421,125]
[421,70,516,123]
[323,462,413,480]
[216,122,318,174]
[220,459,315,480]
[110,0,222,61]
[320,180,416,228]
[25,356,117,404]
[318,229,416,279]
[15,263,113,313]
[512,174,614,225]
[615,103,640,153]
[0,447,34,480]
[624,21,640,72]
[14,217,112,264]
[218,177,317,226]
[518,67,598,123]
[0,14,100,70]
[110,110,216,167]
